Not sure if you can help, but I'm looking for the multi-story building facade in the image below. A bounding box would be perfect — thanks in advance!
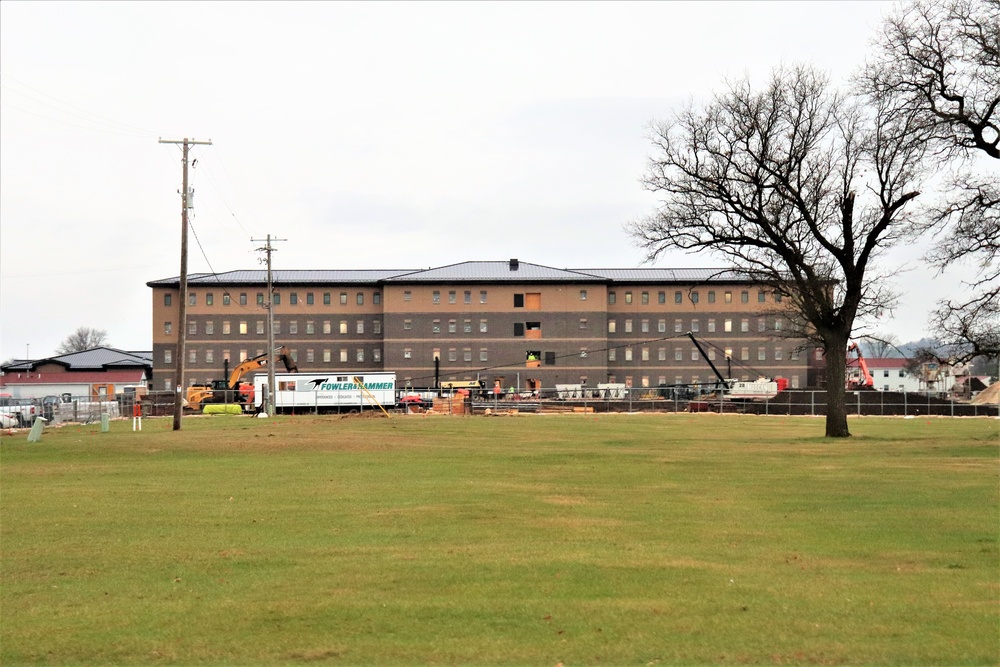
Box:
[147,259,826,393]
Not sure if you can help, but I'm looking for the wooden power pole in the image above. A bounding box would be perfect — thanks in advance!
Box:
[253,234,287,416]
[159,137,212,431]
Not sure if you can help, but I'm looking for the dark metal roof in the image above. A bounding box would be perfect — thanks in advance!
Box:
[382,261,607,283]
[1,347,154,374]
[147,262,756,287]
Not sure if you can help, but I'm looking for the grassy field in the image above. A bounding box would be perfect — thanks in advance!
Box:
[1,413,997,666]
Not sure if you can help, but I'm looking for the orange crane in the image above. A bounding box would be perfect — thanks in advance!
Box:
[846,342,875,390]
[186,346,298,411]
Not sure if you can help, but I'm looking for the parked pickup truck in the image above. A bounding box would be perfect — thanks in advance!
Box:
[0,395,39,427]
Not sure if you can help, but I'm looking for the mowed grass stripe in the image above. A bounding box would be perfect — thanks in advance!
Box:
[1,414,997,665]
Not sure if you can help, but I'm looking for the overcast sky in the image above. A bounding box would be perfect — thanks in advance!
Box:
[1,0,974,363]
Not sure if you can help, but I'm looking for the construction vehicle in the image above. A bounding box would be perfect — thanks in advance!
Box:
[687,332,784,400]
[846,341,875,390]
[186,346,298,412]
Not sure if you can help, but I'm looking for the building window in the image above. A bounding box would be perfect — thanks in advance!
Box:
[240,293,248,306]
[223,294,231,306]
[707,319,715,333]
[658,348,666,361]
[724,319,732,332]
[433,290,441,304]
[691,348,699,361]
[675,291,682,304]
[256,321,265,335]
[625,291,633,304]
[306,349,315,363]
[691,291,699,304]
[306,321,315,335]
[164,349,172,364]
[707,291,715,303]
[724,291,732,303]
[480,290,487,304]
[165,321,173,335]
[514,323,524,337]
[463,319,472,333]
[357,293,364,306]
[448,349,457,362]
[257,293,264,306]
[323,320,332,335]
[741,347,750,361]
[625,319,633,333]
[775,293,783,303]
[448,320,457,333]
[239,321,248,335]
[189,293,197,306]
[641,348,650,361]
[674,319,683,333]
[463,349,472,362]
[658,291,666,304]
[374,319,382,334]
[464,290,472,304]
[758,291,766,303]
[357,320,364,334]
[289,321,298,335]
[608,291,616,305]
[289,293,297,305]
[641,291,649,304]
[774,318,783,331]
[357,349,364,363]
[758,347,766,361]
[480,319,488,333]
[578,318,587,330]
[513,294,524,308]
[741,319,749,333]
[480,348,488,362]
[272,293,280,305]
[580,290,587,301]
[741,291,749,303]
[205,321,214,335]
[775,348,783,361]
[690,319,699,333]
[404,348,412,359]
[404,291,412,302]
[323,349,331,363]
[205,349,214,364]
[340,321,348,335]
[449,290,456,304]
[759,318,767,332]
[340,349,348,363]
[608,349,617,361]
[433,320,441,334]
[374,292,381,305]
[222,321,231,335]
[675,348,683,361]
[658,319,666,333]
[403,319,412,330]
[164,293,172,306]
[323,292,331,305]
[340,292,348,305]
[608,320,617,333]
[625,348,633,361]
[306,293,314,305]
[373,348,382,362]
[273,320,281,335]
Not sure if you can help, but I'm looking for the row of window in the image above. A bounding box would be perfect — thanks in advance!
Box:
[167,315,788,338]
[166,347,384,367]
[166,319,384,336]
[166,287,784,310]
[608,289,782,306]
[607,346,799,363]
[166,291,382,307]
[609,317,784,334]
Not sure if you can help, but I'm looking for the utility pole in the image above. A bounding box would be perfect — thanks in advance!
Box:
[160,137,212,431]
[253,234,287,416]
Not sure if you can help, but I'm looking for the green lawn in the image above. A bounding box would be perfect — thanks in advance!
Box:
[1,414,997,665]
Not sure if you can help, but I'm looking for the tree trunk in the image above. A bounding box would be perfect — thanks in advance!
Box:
[824,335,851,437]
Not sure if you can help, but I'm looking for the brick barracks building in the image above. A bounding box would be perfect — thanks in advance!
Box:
[147,259,826,394]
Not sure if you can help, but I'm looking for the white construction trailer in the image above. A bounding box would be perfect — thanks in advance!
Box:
[253,372,397,413]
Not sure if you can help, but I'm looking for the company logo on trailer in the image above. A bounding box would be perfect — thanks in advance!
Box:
[308,378,329,390]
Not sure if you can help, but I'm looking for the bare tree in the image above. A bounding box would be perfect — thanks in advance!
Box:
[56,327,109,354]
[629,66,926,438]
[865,0,1000,362]
[862,332,902,358]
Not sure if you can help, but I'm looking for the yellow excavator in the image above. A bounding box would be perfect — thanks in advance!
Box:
[186,346,298,412]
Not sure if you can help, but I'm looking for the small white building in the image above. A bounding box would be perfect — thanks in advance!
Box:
[850,357,956,394]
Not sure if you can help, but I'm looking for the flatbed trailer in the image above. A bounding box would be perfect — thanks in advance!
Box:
[254,372,396,413]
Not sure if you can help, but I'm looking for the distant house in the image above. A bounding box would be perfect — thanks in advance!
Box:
[0,347,152,400]
[848,356,956,394]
